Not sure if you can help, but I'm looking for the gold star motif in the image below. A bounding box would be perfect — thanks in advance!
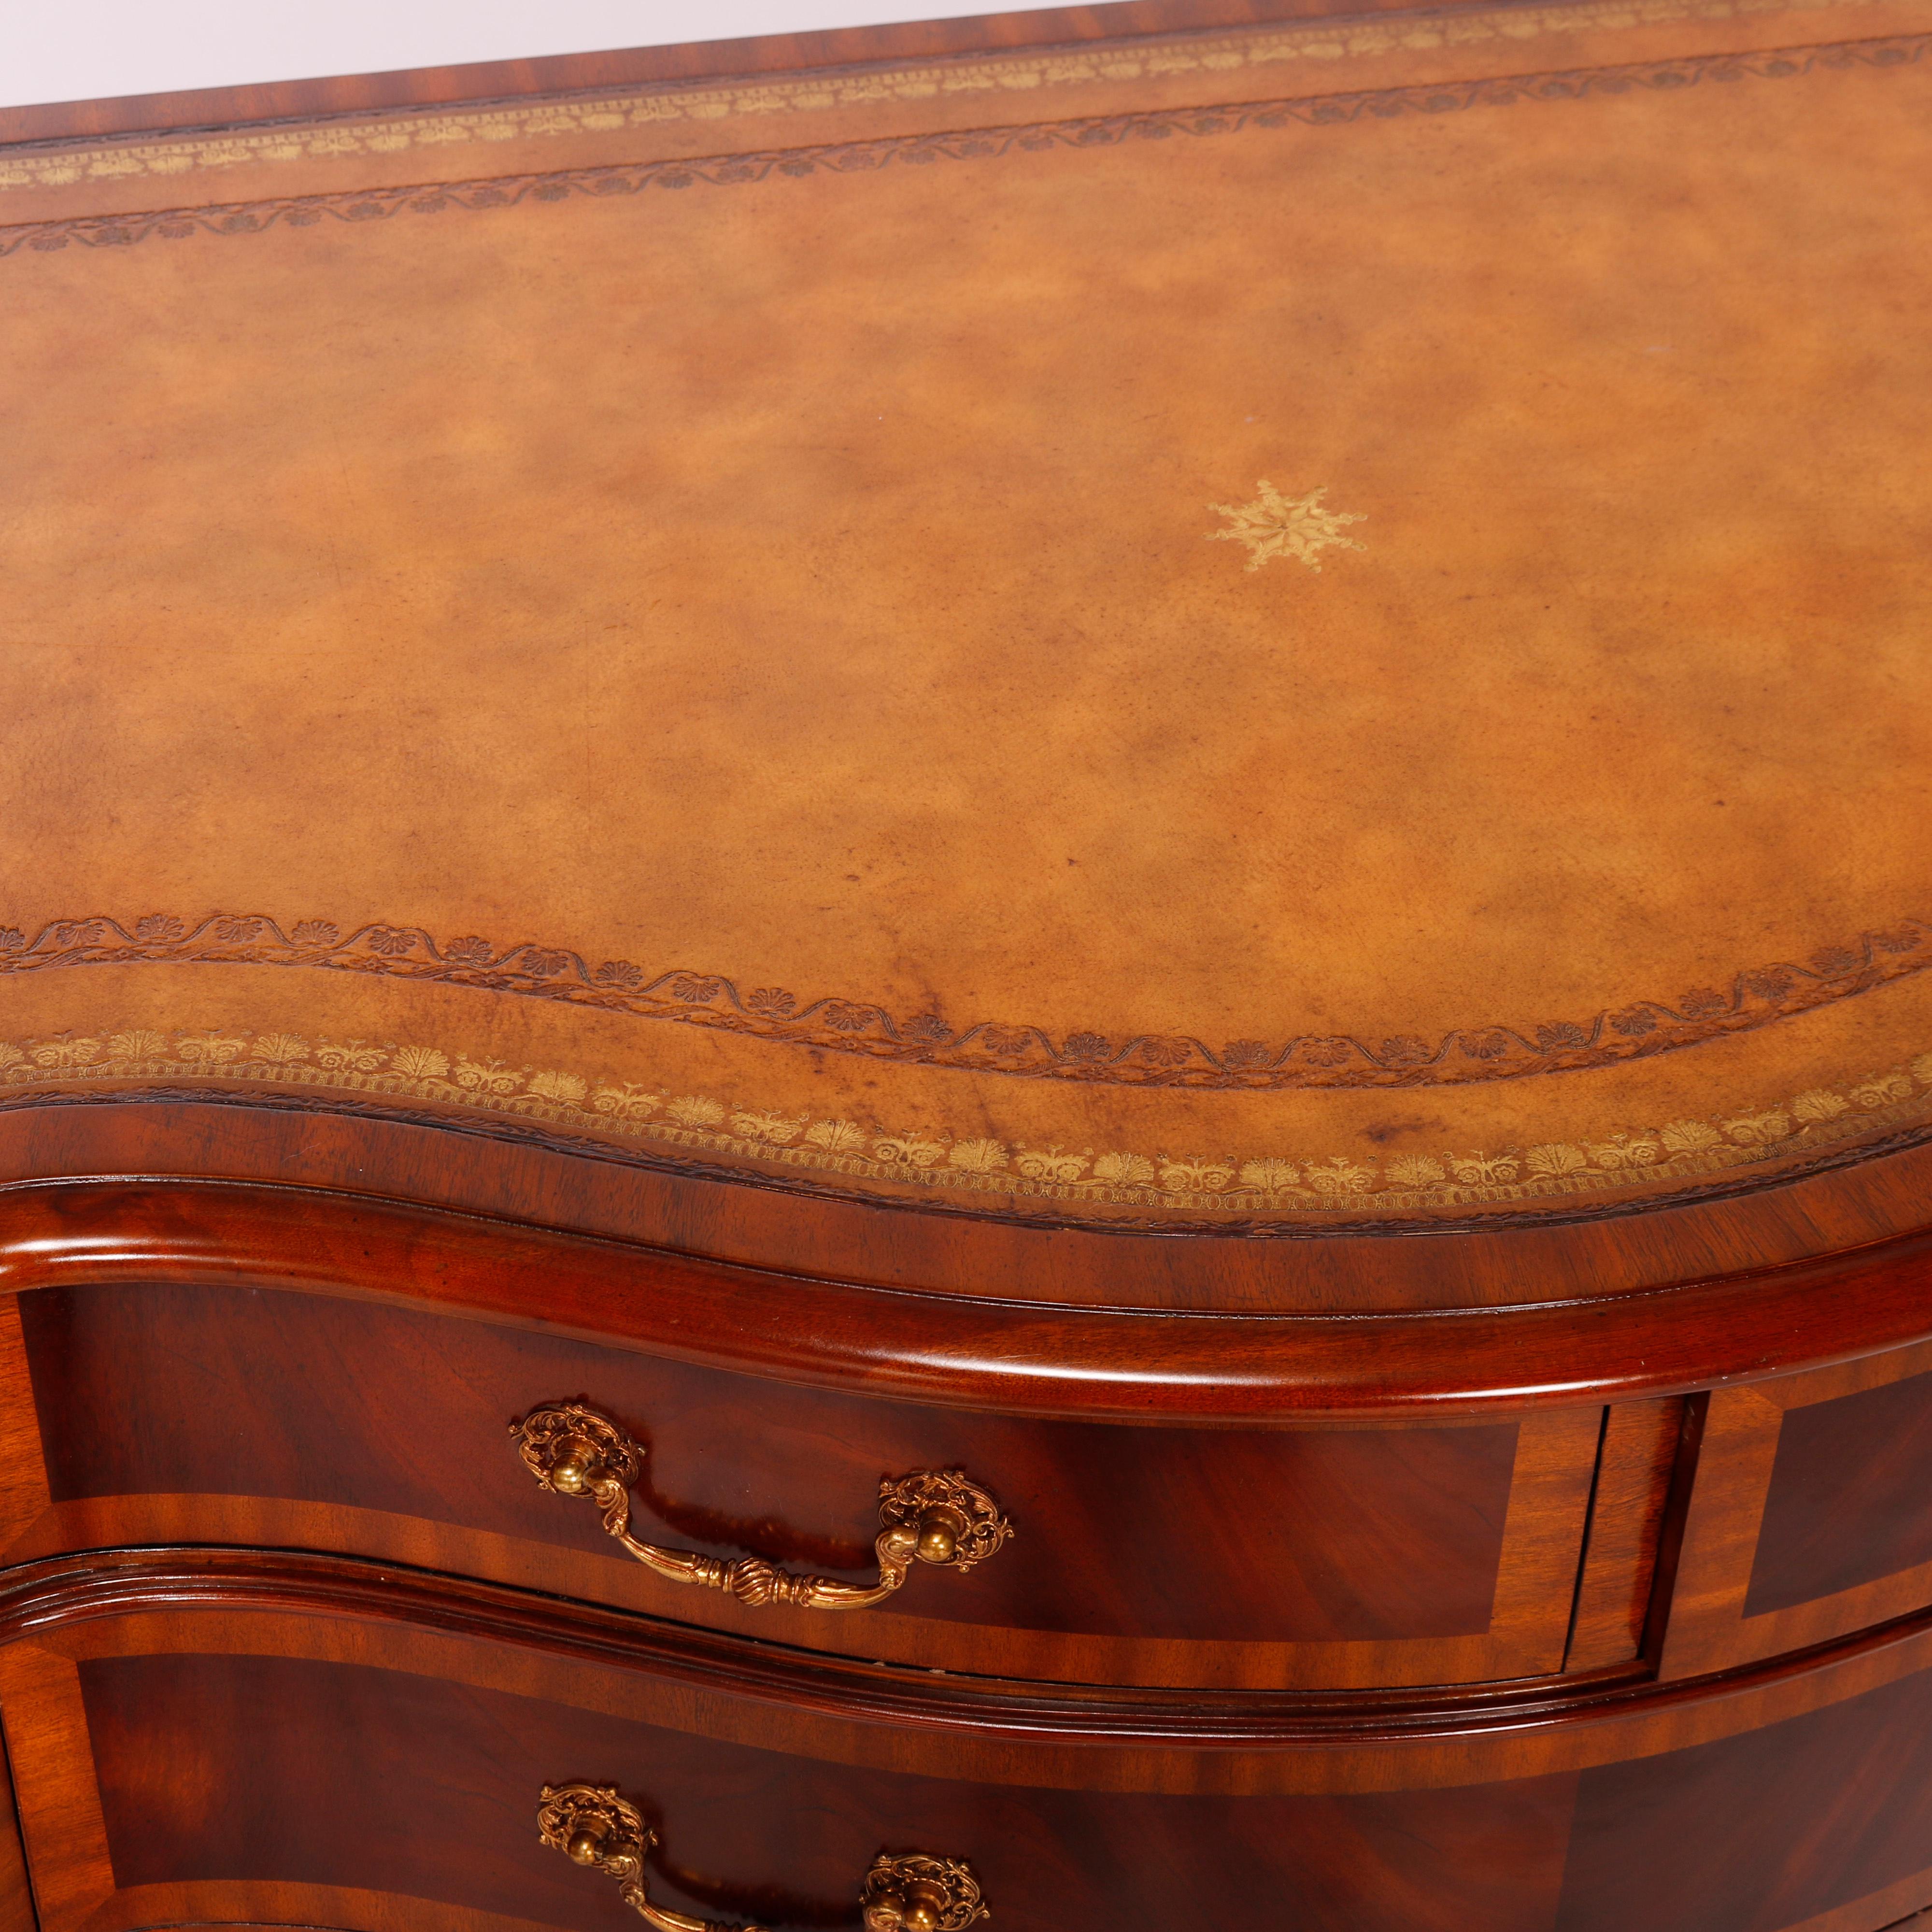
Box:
[1208,480,1366,572]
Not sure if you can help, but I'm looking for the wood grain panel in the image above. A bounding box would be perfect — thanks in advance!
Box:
[1663,1342,1932,1679]
[2,1563,1926,1927]
[0,1306,50,1559]
[1566,1399,1683,1673]
[0,1727,36,1932]
[19,1279,1519,1643]
[0,1648,111,1932]
[21,1611,1932,1932]
[1556,1665,1932,1932]
[80,1648,1582,1932]
[15,1280,1599,1688]
[1748,1369,1932,1615]
[17,1566,1932,1799]
[1782,1875,1932,1932]
[88,1888,557,1932]
[1,1483,1568,1695]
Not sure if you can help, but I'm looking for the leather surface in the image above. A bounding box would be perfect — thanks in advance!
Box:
[2,0,1929,1223]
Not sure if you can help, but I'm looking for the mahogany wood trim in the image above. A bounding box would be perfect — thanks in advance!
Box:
[0,1478,1581,1692]
[9,1097,1932,1319]
[5,1178,1932,1420]
[82,1883,552,1932]
[0,1648,111,1932]
[1564,1398,1683,1673]
[1781,1874,1932,1932]
[0,1726,34,1932]
[11,1096,1932,1316]
[1481,1409,1602,1679]
[0,0,1538,147]
[55,1865,1932,1932]
[1659,1388,1784,1678]
[1662,1340,1932,1679]
[0,1548,1642,1744]
[11,1548,1932,1796]
[0,1309,48,1558]
[1637,1392,1706,1673]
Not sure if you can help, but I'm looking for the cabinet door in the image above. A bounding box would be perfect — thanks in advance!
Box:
[1663,1339,1932,1678]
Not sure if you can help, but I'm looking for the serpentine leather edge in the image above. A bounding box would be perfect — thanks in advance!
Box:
[3,1018,1928,1219]
[1,33,1927,258]
[1,909,1926,1095]
[0,0,1893,198]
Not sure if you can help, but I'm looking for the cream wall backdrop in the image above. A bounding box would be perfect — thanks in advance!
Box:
[0,0,1073,110]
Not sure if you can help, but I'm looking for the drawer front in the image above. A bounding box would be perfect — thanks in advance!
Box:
[4,1585,1932,1932]
[3,1281,1599,1690]
[1663,1338,1932,1678]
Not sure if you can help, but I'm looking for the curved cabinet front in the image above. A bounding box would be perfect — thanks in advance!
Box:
[0,1563,1930,1932]
[0,1279,1605,1691]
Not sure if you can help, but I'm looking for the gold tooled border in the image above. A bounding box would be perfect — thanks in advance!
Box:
[0,0,1882,200]
[6,28,1929,1214]
[6,1023,1930,1219]
[5,34,1928,263]
[7,33,1924,265]
[1,911,1927,1095]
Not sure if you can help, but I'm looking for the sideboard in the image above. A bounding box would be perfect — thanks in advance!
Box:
[3,0,1931,1924]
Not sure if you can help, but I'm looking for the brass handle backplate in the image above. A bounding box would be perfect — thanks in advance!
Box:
[537,1782,990,1932]
[511,1401,1012,1610]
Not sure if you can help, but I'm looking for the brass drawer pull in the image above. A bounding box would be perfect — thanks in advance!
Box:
[538,1782,990,1931]
[511,1400,1011,1609]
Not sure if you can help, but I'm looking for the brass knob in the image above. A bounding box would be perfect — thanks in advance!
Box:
[548,1435,606,1497]
[914,1505,966,1566]
[864,1879,952,1931]
[539,1784,987,1932]
[511,1402,1012,1613]
[564,1813,611,1865]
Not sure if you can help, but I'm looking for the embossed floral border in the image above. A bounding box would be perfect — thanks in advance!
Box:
[0,0,1883,202]
[3,33,1928,261]
[4,1021,1930,1216]
[1,910,1929,1095]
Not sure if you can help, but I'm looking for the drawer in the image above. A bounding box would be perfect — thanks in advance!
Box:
[4,1564,1932,1932]
[1663,1338,1932,1678]
[0,1281,1602,1690]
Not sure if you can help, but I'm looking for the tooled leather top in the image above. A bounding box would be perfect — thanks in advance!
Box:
[2,0,1929,1227]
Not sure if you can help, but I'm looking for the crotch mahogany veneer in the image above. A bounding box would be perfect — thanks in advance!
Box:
[3,0,1932,1926]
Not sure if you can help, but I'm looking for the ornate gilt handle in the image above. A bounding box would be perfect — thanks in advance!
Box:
[538,1782,990,1932]
[511,1401,1012,1610]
